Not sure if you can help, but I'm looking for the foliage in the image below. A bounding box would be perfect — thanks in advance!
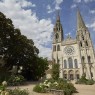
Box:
[8,88,29,95]
[63,83,76,95]
[75,75,95,85]
[33,84,46,93]
[33,78,76,95]
[0,12,48,81]
[0,85,5,91]
[51,64,60,80]
[8,75,25,86]
[22,57,49,81]
[0,81,29,95]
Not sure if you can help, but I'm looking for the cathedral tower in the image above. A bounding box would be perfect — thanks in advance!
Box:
[53,12,63,43]
[52,12,63,64]
[76,9,95,79]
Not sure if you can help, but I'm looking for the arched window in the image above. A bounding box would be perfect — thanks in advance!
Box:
[74,59,78,68]
[55,33,59,39]
[81,56,85,63]
[68,57,73,68]
[85,41,88,46]
[82,35,84,40]
[80,42,82,47]
[88,56,91,63]
[64,60,67,68]
[57,45,60,51]
[53,45,56,51]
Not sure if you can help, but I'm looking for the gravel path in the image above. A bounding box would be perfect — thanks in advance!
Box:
[8,82,95,95]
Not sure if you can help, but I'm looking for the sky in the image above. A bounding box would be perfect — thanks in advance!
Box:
[0,0,95,59]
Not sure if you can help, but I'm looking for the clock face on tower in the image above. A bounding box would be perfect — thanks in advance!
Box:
[64,46,75,55]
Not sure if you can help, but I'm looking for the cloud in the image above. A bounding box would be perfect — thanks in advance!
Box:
[84,0,95,3]
[89,10,95,14]
[47,0,63,14]
[47,5,55,13]
[87,22,95,31]
[71,4,77,9]
[73,0,95,3]
[73,0,81,3]
[0,0,53,59]
[55,0,63,10]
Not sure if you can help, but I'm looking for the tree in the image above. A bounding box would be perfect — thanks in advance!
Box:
[0,12,48,81]
[51,63,60,80]
[22,57,49,80]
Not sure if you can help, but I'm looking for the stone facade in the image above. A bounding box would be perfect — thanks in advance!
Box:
[52,10,95,80]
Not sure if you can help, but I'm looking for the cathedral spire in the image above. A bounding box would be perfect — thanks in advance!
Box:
[77,9,86,31]
[56,10,60,22]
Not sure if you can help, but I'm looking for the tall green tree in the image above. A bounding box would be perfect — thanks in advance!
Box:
[52,63,60,80]
[0,12,48,80]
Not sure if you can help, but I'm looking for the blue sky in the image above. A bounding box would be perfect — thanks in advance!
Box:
[0,0,95,59]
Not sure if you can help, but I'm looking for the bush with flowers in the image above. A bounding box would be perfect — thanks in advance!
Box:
[8,75,25,86]
[0,81,29,95]
[33,78,76,95]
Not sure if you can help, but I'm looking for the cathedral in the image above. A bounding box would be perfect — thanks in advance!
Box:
[52,9,95,80]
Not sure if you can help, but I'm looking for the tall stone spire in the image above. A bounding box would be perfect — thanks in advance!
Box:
[77,9,86,31]
[53,10,64,43]
[56,10,60,22]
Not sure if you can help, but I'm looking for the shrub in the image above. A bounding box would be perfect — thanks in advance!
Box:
[52,64,60,80]
[76,76,94,85]
[33,84,46,93]
[86,79,95,85]
[0,85,5,91]
[8,75,25,86]
[8,88,29,95]
[33,78,76,95]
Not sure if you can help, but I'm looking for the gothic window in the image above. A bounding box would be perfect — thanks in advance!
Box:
[53,45,56,51]
[74,59,78,68]
[88,56,91,63]
[55,33,59,39]
[80,41,82,47]
[64,60,67,68]
[68,57,73,68]
[81,56,85,63]
[85,41,88,46]
[57,45,60,51]
[82,35,84,40]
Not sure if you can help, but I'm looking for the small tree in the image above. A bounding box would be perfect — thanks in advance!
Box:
[51,63,60,80]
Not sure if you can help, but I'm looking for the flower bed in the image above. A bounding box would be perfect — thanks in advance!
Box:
[0,81,29,95]
[33,78,76,95]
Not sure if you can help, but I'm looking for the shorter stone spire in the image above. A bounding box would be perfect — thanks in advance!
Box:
[77,9,86,31]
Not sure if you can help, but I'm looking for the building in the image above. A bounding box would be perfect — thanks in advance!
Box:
[52,9,95,80]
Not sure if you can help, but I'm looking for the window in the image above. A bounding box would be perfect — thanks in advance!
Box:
[74,59,78,68]
[88,56,91,63]
[57,45,60,51]
[85,41,88,46]
[81,56,85,63]
[53,45,56,51]
[68,57,73,68]
[80,42,82,47]
[64,60,67,68]
[55,33,59,39]
[82,35,84,40]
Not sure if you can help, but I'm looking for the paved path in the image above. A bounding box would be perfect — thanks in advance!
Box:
[8,82,95,95]
[74,84,95,95]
